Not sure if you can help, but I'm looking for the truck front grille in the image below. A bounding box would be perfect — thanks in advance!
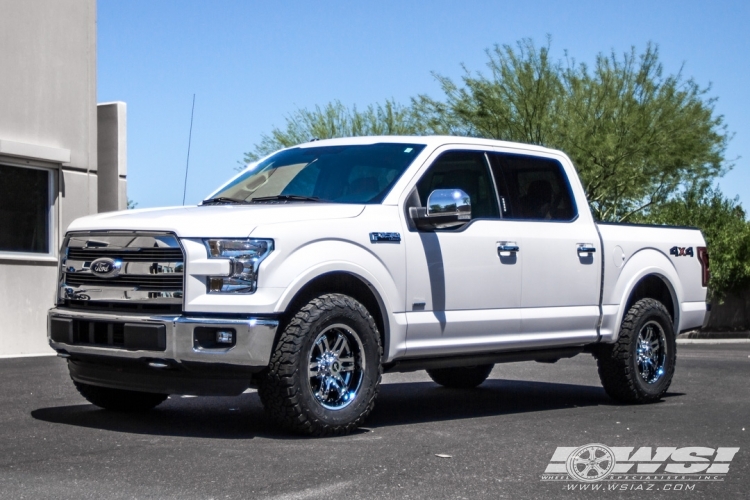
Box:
[59,232,185,314]
[67,247,184,262]
[62,299,183,315]
[64,273,184,290]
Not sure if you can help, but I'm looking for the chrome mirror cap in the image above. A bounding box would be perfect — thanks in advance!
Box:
[426,189,471,219]
[410,189,472,231]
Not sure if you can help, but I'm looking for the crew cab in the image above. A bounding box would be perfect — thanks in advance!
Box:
[48,136,709,435]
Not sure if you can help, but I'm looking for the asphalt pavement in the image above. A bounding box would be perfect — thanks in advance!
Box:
[0,343,748,499]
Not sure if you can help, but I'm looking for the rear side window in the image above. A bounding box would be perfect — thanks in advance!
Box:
[488,153,577,221]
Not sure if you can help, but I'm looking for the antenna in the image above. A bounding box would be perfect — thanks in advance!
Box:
[182,94,196,205]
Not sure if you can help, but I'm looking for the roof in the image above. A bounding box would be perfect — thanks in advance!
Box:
[295,135,560,155]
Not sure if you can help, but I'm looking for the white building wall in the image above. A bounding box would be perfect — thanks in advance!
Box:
[0,0,98,173]
[0,264,59,355]
[98,102,128,212]
[0,0,114,357]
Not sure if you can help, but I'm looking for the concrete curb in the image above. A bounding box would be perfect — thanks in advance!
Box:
[0,352,56,360]
[682,330,750,340]
[677,338,750,344]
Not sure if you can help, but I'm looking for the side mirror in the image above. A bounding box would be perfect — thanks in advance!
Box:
[409,189,471,231]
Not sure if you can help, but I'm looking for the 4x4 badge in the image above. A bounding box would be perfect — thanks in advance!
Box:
[670,246,694,257]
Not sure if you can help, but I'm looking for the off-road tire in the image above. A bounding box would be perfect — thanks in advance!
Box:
[258,293,382,436]
[426,364,494,388]
[74,381,168,411]
[594,298,676,403]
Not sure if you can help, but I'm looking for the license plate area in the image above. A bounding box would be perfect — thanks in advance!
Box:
[50,318,166,351]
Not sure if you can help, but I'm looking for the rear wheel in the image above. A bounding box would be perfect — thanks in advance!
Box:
[426,364,494,388]
[74,382,168,412]
[594,298,676,403]
[258,293,382,436]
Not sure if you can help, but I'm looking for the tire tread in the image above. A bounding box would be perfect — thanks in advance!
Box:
[595,298,675,404]
[258,293,382,436]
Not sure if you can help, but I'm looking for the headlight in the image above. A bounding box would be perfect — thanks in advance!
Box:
[204,239,274,293]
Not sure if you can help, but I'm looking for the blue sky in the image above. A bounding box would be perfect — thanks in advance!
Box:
[98,0,750,211]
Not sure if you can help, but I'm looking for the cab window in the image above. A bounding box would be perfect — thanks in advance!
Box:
[488,153,577,221]
[416,151,500,220]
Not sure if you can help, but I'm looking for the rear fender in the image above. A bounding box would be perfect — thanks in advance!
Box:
[600,248,682,343]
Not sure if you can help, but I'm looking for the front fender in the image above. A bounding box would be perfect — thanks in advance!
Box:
[267,239,407,361]
[273,259,399,315]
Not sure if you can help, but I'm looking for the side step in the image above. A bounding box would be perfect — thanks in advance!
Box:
[383,346,584,374]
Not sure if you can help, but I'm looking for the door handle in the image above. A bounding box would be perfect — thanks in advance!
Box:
[577,244,596,253]
[498,243,520,253]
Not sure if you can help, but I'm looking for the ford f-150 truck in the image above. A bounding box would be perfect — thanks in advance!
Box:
[48,136,709,435]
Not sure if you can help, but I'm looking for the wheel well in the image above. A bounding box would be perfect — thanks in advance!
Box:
[625,274,675,322]
[279,272,388,359]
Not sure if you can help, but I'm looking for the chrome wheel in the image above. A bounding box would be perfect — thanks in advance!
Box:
[307,323,365,410]
[636,320,667,384]
[595,298,675,404]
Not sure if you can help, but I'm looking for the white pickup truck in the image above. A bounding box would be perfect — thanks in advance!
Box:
[48,136,709,436]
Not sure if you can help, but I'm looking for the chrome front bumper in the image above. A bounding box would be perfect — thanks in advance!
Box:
[47,307,279,395]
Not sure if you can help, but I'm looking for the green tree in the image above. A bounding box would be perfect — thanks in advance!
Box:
[242,40,742,296]
[638,186,750,297]
[243,99,433,163]
[413,39,731,222]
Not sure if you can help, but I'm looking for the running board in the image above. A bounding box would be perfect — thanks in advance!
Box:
[383,346,584,374]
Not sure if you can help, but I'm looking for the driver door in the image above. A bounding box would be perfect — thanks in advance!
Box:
[403,150,523,357]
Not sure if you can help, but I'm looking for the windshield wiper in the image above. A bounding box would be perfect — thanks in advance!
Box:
[201,197,251,205]
[249,195,323,203]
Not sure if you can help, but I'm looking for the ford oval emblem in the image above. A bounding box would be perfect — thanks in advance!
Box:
[89,257,122,278]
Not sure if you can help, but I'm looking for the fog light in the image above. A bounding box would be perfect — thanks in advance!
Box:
[216,330,234,344]
[194,327,236,349]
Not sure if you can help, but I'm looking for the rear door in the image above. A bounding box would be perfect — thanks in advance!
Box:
[487,152,600,345]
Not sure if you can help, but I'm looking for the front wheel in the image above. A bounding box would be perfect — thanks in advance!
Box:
[594,298,676,403]
[258,293,382,436]
[74,382,168,411]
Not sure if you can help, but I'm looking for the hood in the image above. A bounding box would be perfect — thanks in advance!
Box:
[66,203,365,237]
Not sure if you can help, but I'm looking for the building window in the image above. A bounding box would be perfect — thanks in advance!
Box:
[0,163,52,254]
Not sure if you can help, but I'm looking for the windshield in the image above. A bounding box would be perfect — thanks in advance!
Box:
[207,143,426,204]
